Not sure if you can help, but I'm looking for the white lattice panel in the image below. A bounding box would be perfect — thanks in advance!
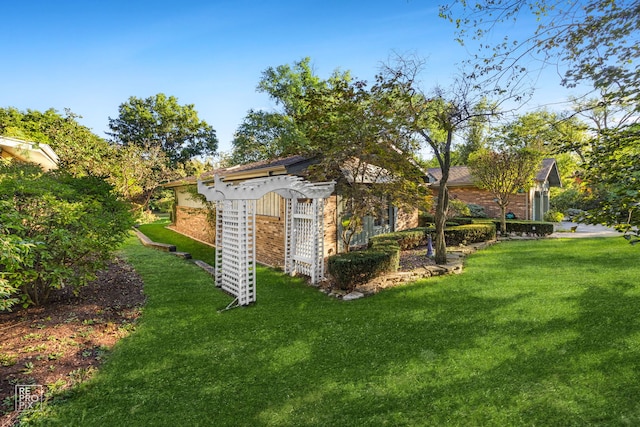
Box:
[198,174,334,307]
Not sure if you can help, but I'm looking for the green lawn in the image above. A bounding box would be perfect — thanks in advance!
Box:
[28,232,640,426]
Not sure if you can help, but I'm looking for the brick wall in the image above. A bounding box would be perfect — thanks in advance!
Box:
[255,208,286,268]
[172,194,417,269]
[173,206,215,244]
[433,186,530,220]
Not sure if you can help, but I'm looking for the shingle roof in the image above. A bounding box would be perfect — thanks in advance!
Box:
[162,155,313,187]
[427,158,561,187]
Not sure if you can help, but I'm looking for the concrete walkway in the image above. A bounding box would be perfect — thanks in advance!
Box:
[549,221,621,238]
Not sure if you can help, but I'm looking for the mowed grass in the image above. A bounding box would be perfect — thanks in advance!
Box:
[30,233,640,426]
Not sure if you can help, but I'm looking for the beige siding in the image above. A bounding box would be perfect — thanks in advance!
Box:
[175,186,207,209]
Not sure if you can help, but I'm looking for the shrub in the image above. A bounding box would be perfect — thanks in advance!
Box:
[491,220,554,236]
[543,209,565,223]
[369,229,425,250]
[447,199,471,219]
[467,203,488,218]
[444,223,496,246]
[418,212,435,227]
[327,250,396,291]
[370,241,401,272]
[450,217,474,225]
[0,162,134,309]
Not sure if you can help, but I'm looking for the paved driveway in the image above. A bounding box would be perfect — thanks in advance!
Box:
[549,221,621,238]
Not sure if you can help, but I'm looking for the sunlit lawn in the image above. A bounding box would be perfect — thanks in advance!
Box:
[29,230,640,426]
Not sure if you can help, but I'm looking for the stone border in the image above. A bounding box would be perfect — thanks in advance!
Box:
[325,240,496,300]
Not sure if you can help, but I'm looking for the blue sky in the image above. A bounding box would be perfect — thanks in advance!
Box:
[1,1,581,154]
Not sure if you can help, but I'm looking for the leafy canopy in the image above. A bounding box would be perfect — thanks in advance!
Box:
[440,0,640,108]
[0,161,133,309]
[108,93,218,166]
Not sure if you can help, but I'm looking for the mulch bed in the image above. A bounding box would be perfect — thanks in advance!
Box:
[0,258,146,426]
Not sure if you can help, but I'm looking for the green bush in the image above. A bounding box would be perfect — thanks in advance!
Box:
[450,217,474,225]
[0,162,134,309]
[444,223,496,246]
[491,220,554,236]
[448,199,471,218]
[370,241,401,273]
[466,203,488,218]
[418,212,435,227]
[328,250,396,291]
[543,209,565,223]
[369,229,426,250]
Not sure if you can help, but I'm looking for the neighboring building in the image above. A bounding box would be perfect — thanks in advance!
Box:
[164,155,419,268]
[426,158,561,221]
[0,136,59,171]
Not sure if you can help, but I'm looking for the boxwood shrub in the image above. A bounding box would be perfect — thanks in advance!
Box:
[444,223,496,246]
[327,250,397,291]
[368,229,427,250]
[492,220,554,236]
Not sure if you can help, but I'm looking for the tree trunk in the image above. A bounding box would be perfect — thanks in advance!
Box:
[434,185,449,264]
[500,204,507,235]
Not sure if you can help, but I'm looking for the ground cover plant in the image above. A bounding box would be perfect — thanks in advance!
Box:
[21,234,640,426]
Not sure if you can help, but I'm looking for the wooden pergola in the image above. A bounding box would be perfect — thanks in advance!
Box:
[197,175,335,307]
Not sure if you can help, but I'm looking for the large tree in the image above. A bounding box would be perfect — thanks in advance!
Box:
[377,56,501,264]
[230,57,351,165]
[0,107,112,177]
[297,76,425,250]
[108,93,218,166]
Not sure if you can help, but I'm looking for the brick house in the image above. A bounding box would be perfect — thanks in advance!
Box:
[426,158,561,220]
[164,155,419,268]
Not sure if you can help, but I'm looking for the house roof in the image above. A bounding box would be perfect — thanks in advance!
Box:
[0,136,59,171]
[427,158,561,188]
[163,155,316,188]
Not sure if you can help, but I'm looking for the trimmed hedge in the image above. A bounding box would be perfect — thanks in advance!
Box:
[369,229,427,249]
[327,250,397,291]
[491,220,554,236]
[443,223,496,246]
[328,222,497,290]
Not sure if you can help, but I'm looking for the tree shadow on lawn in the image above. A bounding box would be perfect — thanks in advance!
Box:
[43,248,640,426]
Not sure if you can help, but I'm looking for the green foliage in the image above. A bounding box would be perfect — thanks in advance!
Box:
[466,203,488,218]
[580,124,640,233]
[444,223,496,246]
[543,209,565,223]
[230,57,340,165]
[0,107,113,178]
[369,229,427,250]
[418,212,435,226]
[0,162,133,308]
[230,110,306,165]
[490,220,554,236]
[447,198,471,218]
[550,187,596,214]
[327,250,396,291]
[108,93,218,166]
[441,1,640,108]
